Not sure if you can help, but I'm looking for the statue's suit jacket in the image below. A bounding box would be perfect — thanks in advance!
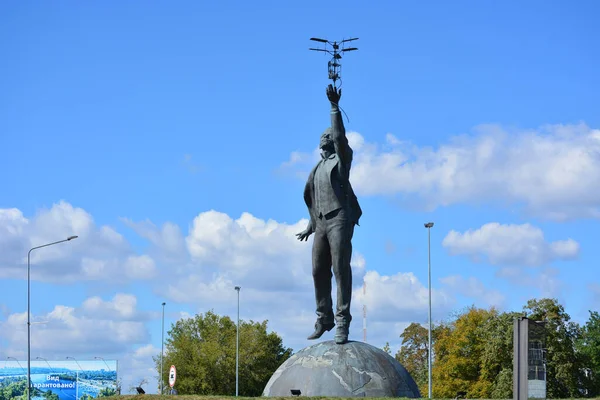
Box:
[303,107,362,232]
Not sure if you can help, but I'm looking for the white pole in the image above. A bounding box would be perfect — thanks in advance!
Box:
[235,286,241,397]
[424,222,434,399]
[27,236,78,400]
[161,302,166,395]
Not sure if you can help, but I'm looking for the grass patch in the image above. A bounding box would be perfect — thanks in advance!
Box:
[105,397,600,400]
[105,397,421,400]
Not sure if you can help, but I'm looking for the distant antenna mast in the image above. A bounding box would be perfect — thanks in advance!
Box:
[363,280,367,343]
[309,37,359,89]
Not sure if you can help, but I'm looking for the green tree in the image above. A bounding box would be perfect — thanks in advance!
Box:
[0,379,27,400]
[97,386,117,397]
[577,310,600,397]
[524,298,584,398]
[382,342,391,355]
[155,310,292,396]
[395,322,429,395]
[393,299,588,399]
[42,390,59,400]
[431,307,497,398]
[480,311,523,399]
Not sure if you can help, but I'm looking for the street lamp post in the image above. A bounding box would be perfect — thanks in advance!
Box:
[94,356,115,394]
[234,286,241,397]
[94,357,111,371]
[161,302,166,395]
[65,356,83,372]
[7,357,26,374]
[66,356,82,400]
[27,236,78,400]
[36,357,54,373]
[424,222,434,399]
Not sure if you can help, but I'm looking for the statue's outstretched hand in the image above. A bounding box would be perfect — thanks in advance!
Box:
[326,84,341,105]
[296,227,314,242]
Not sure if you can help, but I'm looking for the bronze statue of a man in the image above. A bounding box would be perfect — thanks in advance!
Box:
[296,84,362,344]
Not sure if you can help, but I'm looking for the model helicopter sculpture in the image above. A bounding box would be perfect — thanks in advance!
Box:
[309,37,358,89]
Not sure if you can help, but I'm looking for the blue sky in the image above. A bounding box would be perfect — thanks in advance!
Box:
[1,0,599,394]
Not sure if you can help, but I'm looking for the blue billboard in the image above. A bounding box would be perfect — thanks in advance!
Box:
[0,359,117,400]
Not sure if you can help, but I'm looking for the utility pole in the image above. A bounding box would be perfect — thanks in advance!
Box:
[161,302,166,395]
[424,222,434,399]
[235,286,241,397]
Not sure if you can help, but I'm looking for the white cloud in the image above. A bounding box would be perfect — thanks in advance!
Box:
[280,151,314,168]
[283,123,600,220]
[440,275,505,308]
[121,218,187,266]
[81,293,154,321]
[123,208,445,355]
[385,133,402,146]
[0,201,157,283]
[124,255,157,279]
[346,270,456,353]
[277,148,321,179]
[496,266,564,298]
[353,270,455,324]
[442,222,579,266]
[119,344,160,394]
[0,294,150,356]
[351,252,367,284]
[184,210,313,291]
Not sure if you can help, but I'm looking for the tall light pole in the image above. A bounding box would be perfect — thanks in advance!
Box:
[94,356,111,372]
[94,357,114,393]
[7,357,26,374]
[424,222,434,399]
[36,357,54,373]
[161,302,166,395]
[234,286,241,397]
[66,356,83,372]
[66,356,83,400]
[27,236,78,400]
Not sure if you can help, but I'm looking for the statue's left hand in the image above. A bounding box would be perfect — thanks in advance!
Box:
[326,84,341,105]
[296,227,313,242]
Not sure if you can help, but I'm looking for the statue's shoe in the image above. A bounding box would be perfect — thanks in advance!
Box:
[334,326,349,344]
[307,322,335,340]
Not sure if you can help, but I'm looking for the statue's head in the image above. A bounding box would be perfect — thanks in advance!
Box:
[320,128,335,153]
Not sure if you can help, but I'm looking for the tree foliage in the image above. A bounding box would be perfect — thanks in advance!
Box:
[523,298,584,398]
[97,386,117,397]
[395,322,429,396]
[395,298,599,398]
[480,310,522,399]
[577,311,600,397]
[0,379,57,400]
[155,310,292,396]
[431,307,497,398]
[382,342,391,355]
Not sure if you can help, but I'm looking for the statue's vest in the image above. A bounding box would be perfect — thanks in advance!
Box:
[304,153,362,226]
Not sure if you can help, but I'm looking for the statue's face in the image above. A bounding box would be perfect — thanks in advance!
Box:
[320,130,334,150]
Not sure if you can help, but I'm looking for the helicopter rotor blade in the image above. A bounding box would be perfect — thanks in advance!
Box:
[342,47,358,52]
[310,37,328,43]
[340,37,359,44]
[309,48,332,55]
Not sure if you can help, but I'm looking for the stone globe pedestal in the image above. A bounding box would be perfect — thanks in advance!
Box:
[263,340,421,398]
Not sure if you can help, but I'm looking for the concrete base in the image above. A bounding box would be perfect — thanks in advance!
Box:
[262,340,421,398]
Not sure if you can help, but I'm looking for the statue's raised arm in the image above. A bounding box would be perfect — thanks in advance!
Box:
[326,84,353,169]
